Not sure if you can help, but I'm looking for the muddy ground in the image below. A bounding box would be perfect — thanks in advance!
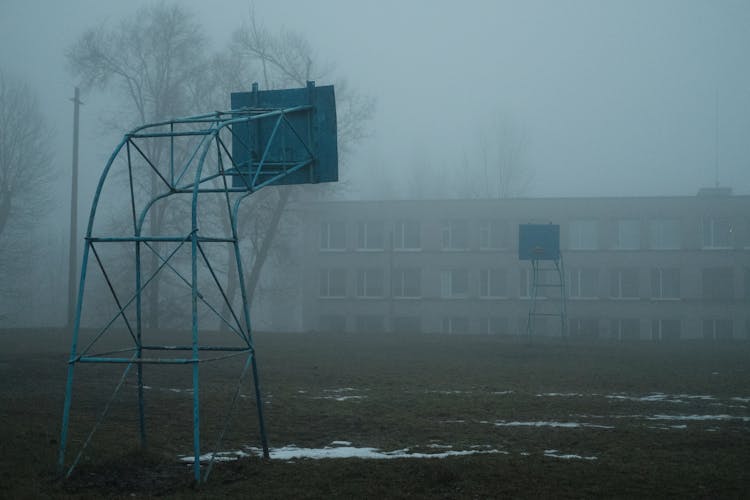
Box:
[1,328,749,498]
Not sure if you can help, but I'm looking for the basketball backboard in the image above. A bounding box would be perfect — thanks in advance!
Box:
[230,81,337,188]
[518,223,560,260]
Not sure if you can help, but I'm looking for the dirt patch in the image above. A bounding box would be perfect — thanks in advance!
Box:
[1,329,749,498]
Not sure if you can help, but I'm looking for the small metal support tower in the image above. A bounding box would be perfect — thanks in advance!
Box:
[58,82,337,483]
[518,224,567,339]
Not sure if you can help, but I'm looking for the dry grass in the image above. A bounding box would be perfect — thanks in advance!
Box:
[1,328,749,498]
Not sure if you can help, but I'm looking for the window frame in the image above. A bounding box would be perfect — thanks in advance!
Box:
[356,268,385,298]
[441,268,469,298]
[356,221,385,251]
[441,220,469,251]
[319,268,347,298]
[320,221,346,251]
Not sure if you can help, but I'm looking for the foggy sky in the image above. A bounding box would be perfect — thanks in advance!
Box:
[1,0,749,327]
[2,0,749,204]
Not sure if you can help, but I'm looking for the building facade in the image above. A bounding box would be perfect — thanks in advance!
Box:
[295,190,750,340]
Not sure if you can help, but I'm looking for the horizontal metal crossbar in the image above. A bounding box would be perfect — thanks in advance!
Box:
[141,345,251,352]
[74,350,251,365]
[87,236,236,243]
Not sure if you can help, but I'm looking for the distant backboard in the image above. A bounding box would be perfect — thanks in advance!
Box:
[230,82,337,188]
[518,224,560,261]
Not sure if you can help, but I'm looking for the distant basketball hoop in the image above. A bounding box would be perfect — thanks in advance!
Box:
[518,224,560,261]
[518,224,566,339]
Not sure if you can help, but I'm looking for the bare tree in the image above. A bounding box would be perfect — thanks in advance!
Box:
[477,113,533,198]
[68,4,207,124]
[67,3,208,328]
[230,9,376,162]
[217,10,375,323]
[0,70,55,305]
[66,3,374,331]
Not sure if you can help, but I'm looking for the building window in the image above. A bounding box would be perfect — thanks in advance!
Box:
[649,219,681,249]
[569,318,599,338]
[479,268,507,298]
[318,315,346,333]
[320,221,346,250]
[614,219,640,250]
[702,216,732,249]
[394,220,421,250]
[479,220,508,250]
[357,221,384,250]
[651,268,680,299]
[393,316,421,334]
[702,319,733,340]
[702,267,733,300]
[319,269,346,298]
[392,268,421,298]
[568,220,598,250]
[442,316,469,334]
[610,268,639,299]
[356,315,384,333]
[481,317,508,335]
[356,268,384,298]
[652,319,681,341]
[520,269,531,298]
[568,268,598,299]
[745,268,750,301]
[441,220,469,250]
[441,269,469,298]
[611,319,640,341]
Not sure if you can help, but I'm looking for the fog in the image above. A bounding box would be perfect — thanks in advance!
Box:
[1,0,749,327]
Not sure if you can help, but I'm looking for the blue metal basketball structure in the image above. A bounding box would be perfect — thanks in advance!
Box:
[58,82,337,483]
[518,223,560,261]
[231,82,337,187]
[517,224,567,339]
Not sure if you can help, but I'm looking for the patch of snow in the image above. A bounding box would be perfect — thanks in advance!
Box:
[427,443,453,449]
[492,390,514,395]
[536,392,585,397]
[489,420,614,429]
[312,395,366,402]
[676,394,715,400]
[426,390,469,395]
[731,397,750,403]
[544,449,597,460]
[253,445,506,461]
[179,450,250,463]
[649,424,690,430]
[606,392,719,404]
[179,443,507,463]
[606,393,681,403]
[647,414,750,422]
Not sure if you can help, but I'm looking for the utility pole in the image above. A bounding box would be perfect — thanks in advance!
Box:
[67,87,82,328]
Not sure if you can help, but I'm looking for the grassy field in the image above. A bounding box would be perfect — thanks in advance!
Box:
[1,328,749,498]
